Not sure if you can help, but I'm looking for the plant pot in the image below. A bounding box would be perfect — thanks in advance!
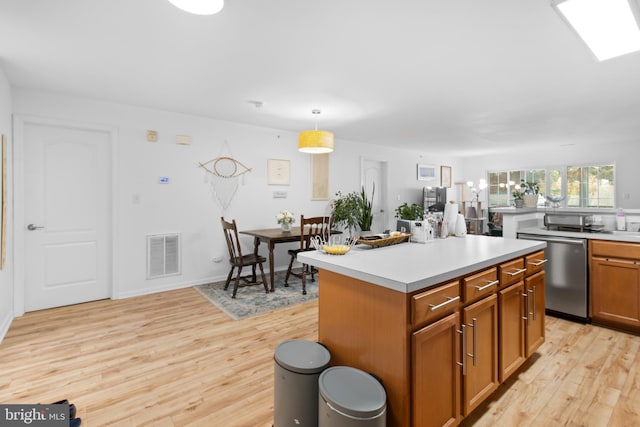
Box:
[523,194,538,208]
[514,199,524,208]
[281,222,291,232]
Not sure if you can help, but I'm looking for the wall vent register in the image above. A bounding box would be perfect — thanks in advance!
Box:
[147,233,181,279]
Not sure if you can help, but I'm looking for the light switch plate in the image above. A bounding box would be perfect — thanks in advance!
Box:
[176,134,191,145]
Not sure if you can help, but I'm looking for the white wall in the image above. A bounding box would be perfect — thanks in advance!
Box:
[12,88,463,301]
[460,141,640,210]
[0,66,13,340]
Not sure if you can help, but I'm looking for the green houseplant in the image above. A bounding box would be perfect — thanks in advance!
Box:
[512,187,525,208]
[395,202,424,220]
[358,184,375,232]
[331,185,375,236]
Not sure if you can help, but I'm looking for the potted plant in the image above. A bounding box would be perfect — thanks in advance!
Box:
[395,202,424,220]
[522,181,540,208]
[357,184,375,232]
[512,187,525,208]
[331,185,375,237]
[276,210,296,232]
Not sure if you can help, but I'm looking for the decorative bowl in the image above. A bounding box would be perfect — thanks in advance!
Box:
[356,233,412,248]
[322,244,352,255]
[545,195,565,208]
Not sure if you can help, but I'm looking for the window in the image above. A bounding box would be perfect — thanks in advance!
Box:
[488,169,545,207]
[566,164,614,208]
[486,164,614,208]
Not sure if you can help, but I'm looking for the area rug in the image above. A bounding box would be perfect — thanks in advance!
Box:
[194,270,318,320]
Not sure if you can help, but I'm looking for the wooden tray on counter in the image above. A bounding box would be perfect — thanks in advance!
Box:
[356,233,412,248]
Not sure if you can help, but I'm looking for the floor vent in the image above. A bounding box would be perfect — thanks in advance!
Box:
[147,233,181,279]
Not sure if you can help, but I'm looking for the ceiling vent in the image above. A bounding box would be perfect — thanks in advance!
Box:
[147,233,181,279]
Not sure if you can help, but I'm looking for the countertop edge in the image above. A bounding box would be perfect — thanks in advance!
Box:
[298,237,546,294]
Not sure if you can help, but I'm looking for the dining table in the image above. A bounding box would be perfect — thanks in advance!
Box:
[239,227,306,292]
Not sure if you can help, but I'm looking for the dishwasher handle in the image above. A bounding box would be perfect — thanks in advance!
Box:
[518,234,587,247]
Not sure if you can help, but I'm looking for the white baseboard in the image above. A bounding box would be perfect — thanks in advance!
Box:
[115,276,223,299]
[0,309,14,345]
[114,267,290,300]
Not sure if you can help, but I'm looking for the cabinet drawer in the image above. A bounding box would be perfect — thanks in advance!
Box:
[525,251,547,276]
[463,267,498,304]
[412,280,460,328]
[591,240,640,260]
[499,258,526,287]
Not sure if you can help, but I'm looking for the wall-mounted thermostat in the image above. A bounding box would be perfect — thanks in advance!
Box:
[159,176,170,184]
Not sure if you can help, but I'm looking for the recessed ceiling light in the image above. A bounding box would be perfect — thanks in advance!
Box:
[167,0,224,15]
[553,0,640,61]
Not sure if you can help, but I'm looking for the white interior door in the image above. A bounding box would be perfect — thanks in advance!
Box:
[362,158,388,233]
[23,122,112,312]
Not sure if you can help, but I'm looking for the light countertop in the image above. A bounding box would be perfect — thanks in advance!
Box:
[297,235,545,294]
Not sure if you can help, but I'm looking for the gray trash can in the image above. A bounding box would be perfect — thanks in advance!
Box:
[318,366,387,427]
[274,339,331,427]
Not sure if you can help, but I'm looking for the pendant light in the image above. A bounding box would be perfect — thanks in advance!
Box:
[298,109,334,154]
[167,0,224,15]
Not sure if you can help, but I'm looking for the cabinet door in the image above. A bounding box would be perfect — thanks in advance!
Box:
[591,256,640,331]
[412,312,461,427]
[525,271,546,356]
[462,294,498,416]
[498,281,525,383]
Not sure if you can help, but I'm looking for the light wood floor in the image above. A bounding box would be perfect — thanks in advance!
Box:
[1,288,639,427]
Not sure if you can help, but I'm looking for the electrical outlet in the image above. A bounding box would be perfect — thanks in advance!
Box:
[147,130,158,142]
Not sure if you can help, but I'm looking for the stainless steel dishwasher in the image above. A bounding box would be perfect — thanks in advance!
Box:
[518,233,589,322]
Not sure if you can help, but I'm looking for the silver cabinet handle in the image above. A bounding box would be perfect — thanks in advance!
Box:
[429,295,460,312]
[468,318,477,367]
[27,224,45,231]
[475,280,499,292]
[506,268,527,276]
[527,289,534,326]
[528,259,548,266]
[532,285,537,321]
[522,292,529,325]
[456,324,466,376]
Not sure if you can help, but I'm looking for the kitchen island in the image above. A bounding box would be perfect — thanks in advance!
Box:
[299,235,547,427]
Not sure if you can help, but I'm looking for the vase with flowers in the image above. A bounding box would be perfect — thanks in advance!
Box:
[276,210,295,232]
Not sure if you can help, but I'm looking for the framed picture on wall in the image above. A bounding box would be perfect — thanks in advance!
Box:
[417,164,436,182]
[440,165,452,188]
[267,159,290,185]
[311,153,330,200]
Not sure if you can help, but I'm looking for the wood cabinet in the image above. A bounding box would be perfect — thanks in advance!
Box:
[318,251,545,427]
[590,240,640,331]
[412,312,461,427]
[462,294,498,416]
[525,271,546,356]
[412,280,460,329]
[498,258,526,287]
[498,282,525,383]
[462,267,498,305]
[497,255,546,383]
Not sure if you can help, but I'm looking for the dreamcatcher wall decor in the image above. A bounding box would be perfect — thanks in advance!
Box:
[198,142,252,212]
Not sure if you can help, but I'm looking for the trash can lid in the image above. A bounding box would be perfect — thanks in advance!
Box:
[274,340,331,374]
[319,366,387,418]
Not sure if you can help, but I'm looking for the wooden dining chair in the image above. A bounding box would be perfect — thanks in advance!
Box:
[284,215,331,295]
[220,217,269,298]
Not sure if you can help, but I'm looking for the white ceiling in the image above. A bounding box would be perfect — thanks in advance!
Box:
[1,0,640,157]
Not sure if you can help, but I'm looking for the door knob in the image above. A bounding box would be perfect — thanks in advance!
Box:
[27,224,44,231]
